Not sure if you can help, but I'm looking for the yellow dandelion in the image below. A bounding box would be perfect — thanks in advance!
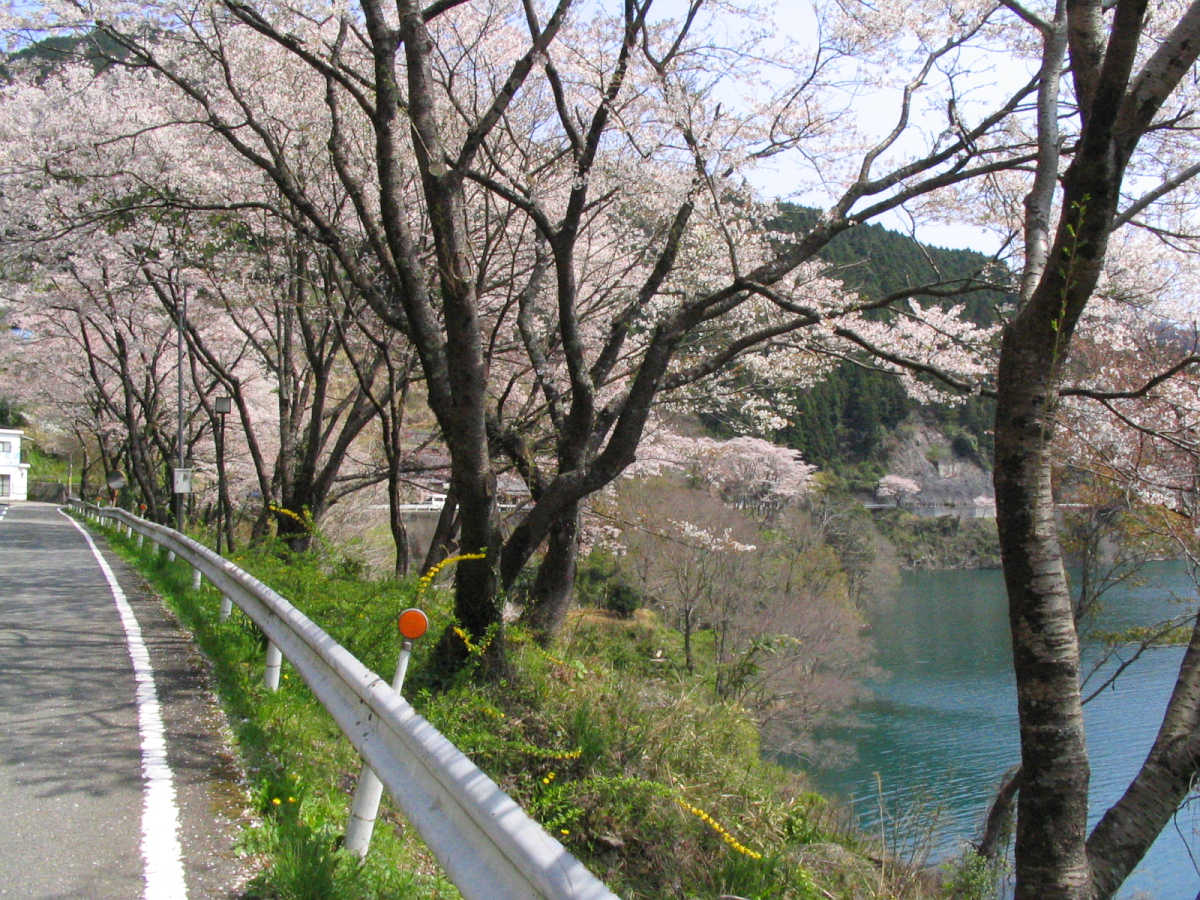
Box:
[271,797,281,806]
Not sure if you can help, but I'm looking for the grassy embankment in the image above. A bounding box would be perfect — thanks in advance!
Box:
[22,441,78,498]
[91,517,996,899]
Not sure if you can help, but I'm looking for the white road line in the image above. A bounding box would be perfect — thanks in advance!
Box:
[62,510,188,899]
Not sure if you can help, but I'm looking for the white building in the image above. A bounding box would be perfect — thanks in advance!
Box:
[0,429,31,501]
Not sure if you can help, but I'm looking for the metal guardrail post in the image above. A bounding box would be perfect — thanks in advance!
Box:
[192,568,202,590]
[220,595,233,621]
[345,609,428,858]
[264,641,283,690]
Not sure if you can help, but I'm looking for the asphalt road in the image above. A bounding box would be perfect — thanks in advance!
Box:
[0,503,250,898]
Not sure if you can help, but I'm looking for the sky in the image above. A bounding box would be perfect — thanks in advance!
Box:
[736,0,1019,255]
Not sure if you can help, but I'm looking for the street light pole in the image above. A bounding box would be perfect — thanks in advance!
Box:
[175,285,187,529]
[214,395,231,554]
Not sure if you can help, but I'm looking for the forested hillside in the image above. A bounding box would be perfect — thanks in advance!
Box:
[701,204,1007,476]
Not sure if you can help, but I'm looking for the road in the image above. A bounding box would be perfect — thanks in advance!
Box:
[0,502,250,898]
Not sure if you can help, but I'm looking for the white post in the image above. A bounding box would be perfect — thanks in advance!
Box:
[345,642,415,858]
[344,609,427,859]
[166,550,175,562]
[137,533,144,549]
[192,568,202,590]
[220,595,233,621]
[264,641,283,691]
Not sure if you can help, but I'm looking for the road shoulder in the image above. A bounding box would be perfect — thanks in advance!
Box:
[94,535,258,897]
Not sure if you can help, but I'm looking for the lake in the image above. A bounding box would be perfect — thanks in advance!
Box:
[809,563,1200,898]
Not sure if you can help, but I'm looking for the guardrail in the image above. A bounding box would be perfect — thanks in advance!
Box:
[70,501,618,900]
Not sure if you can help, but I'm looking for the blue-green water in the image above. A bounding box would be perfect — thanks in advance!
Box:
[810,563,1200,898]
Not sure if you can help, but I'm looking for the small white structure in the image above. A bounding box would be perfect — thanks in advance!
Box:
[0,429,31,501]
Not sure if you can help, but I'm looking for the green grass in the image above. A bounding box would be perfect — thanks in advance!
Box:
[102,528,457,899]
[87,515,987,899]
[23,443,79,495]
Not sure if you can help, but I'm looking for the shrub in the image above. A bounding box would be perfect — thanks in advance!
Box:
[951,432,979,461]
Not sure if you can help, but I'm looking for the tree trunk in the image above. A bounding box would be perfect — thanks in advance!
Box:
[988,2,1200,888]
[995,326,1092,897]
[421,490,459,574]
[387,463,409,578]
[429,474,508,681]
[519,504,579,643]
[215,414,233,553]
[276,480,317,552]
[683,605,695,674]
[79,444,92,503]
[977,766,1022,864]
[1086,612,1200,896]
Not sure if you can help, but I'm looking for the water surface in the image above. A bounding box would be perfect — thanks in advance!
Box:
[809,563,1200,898]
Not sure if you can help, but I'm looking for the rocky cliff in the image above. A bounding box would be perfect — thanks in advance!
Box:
[880,420,995,513]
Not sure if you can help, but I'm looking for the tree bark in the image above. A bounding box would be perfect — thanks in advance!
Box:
[519,502,580,643]
[993,2,1200,895]
[387,462,409,578]
[1086,611,1200,896]
[977,766,1022,864]
[421,490,459,574]
[995,323,1093,897]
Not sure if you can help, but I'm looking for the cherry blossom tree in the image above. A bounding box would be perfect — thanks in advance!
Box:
[5,0,1093,677]
[875,473,921,506]
[3,0,1039,669]
[0,279,136,501]
[978,0,1200,894]
[0,230,201,517]
[149,238,395,549]
[630,429,816,517]
[0,55,434,549]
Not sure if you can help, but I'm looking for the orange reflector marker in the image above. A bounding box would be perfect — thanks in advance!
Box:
[398,608,429,640]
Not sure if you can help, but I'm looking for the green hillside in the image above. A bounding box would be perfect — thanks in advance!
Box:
[701,204,1008,475]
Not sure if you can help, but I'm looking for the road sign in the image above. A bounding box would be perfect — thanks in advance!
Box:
[173,468,193,494]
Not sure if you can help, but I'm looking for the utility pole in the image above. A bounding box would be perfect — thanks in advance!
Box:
[215,395,231,553]
[174,284,191,529]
